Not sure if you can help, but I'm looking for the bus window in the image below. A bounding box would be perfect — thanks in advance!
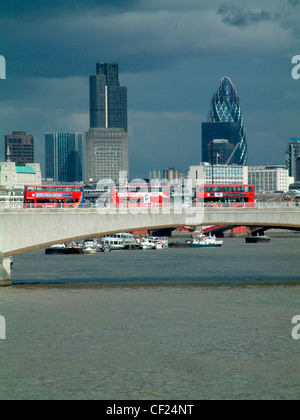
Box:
[206,187,214,192]
[245,186,252,192]
[36,187,46,192]
[237,187,244,192]
[215,187,222,192]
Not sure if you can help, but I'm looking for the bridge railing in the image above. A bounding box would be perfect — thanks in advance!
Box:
[1,201,299,210]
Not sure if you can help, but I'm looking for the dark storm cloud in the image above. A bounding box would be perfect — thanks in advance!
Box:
[0,0,205,18]
[1,0,300,175]
[217,5,273,27]
[0,0,139,17]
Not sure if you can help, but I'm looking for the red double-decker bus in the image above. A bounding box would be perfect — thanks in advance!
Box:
[24,185,85,208]
[110,185,170,207]
[195,184,255,207]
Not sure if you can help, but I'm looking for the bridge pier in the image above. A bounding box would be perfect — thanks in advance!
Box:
[0,253,11,286]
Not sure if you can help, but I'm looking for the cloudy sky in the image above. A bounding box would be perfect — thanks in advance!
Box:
[0,0,300,179]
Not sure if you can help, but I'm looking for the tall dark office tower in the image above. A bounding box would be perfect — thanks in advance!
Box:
[89,62,127,131]
[86,63,129,183]
[45,132,83,182]
[202,76,247,165]
[5,131,34,165]
[286,138,300,183]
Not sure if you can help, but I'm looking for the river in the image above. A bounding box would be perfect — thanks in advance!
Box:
[0,236,299,400]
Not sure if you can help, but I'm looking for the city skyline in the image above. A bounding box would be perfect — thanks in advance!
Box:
[0,1,300,179]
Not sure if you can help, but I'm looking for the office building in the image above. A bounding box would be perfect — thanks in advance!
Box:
[85,62,129,183]
[188,163,248,188]
[85,127,128,184]
[89,62,127,131]
[5,131,34,165]
[45,132,83,182]
[248,165,292,193]
[286,138,300,184]
[163,167,185,183]
[202,77,247,165]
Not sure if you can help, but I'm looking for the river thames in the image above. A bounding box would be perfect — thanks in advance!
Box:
[0,236,299,400]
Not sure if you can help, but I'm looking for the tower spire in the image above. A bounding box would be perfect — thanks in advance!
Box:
[6,144,11,162]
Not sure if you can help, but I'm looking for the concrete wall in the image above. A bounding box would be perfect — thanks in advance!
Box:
[0,253,11,286]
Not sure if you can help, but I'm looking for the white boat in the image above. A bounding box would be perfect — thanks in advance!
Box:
[100,232,137,250]
[140,237,156,250]
[188,234,223,247]
[153,237,169,249]
[82,246,97,254]
[82,239,98,254]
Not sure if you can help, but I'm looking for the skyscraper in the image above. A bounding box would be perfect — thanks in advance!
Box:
[89,62,127,131]
[202,77,247,166]
[85,62,129,183]
[45,132,83,182]
[286,138,300,184]
[5,131,34,165]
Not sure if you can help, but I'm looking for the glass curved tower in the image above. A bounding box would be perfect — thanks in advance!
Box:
[202,76,247,165]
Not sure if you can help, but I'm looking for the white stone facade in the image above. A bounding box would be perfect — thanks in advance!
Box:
[0,162,41,190]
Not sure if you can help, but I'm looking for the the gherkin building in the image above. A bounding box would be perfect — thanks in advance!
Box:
[202,76,248,166]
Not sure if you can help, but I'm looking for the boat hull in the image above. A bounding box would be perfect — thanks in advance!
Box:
[245,236,271,243]
[188,243,223,248]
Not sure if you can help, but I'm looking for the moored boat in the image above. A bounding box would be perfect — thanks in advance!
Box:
[100,233,137,250]
[82,239,98,254]
[153,237,169,249]
[245,235,271,243]
[140,237,156,250]
[63,241,82,254]
[82,246,98,254]
[45,243,66,254]
[187,234,223,247]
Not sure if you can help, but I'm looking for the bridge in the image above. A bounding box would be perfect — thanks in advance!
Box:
[1,204,300,285]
